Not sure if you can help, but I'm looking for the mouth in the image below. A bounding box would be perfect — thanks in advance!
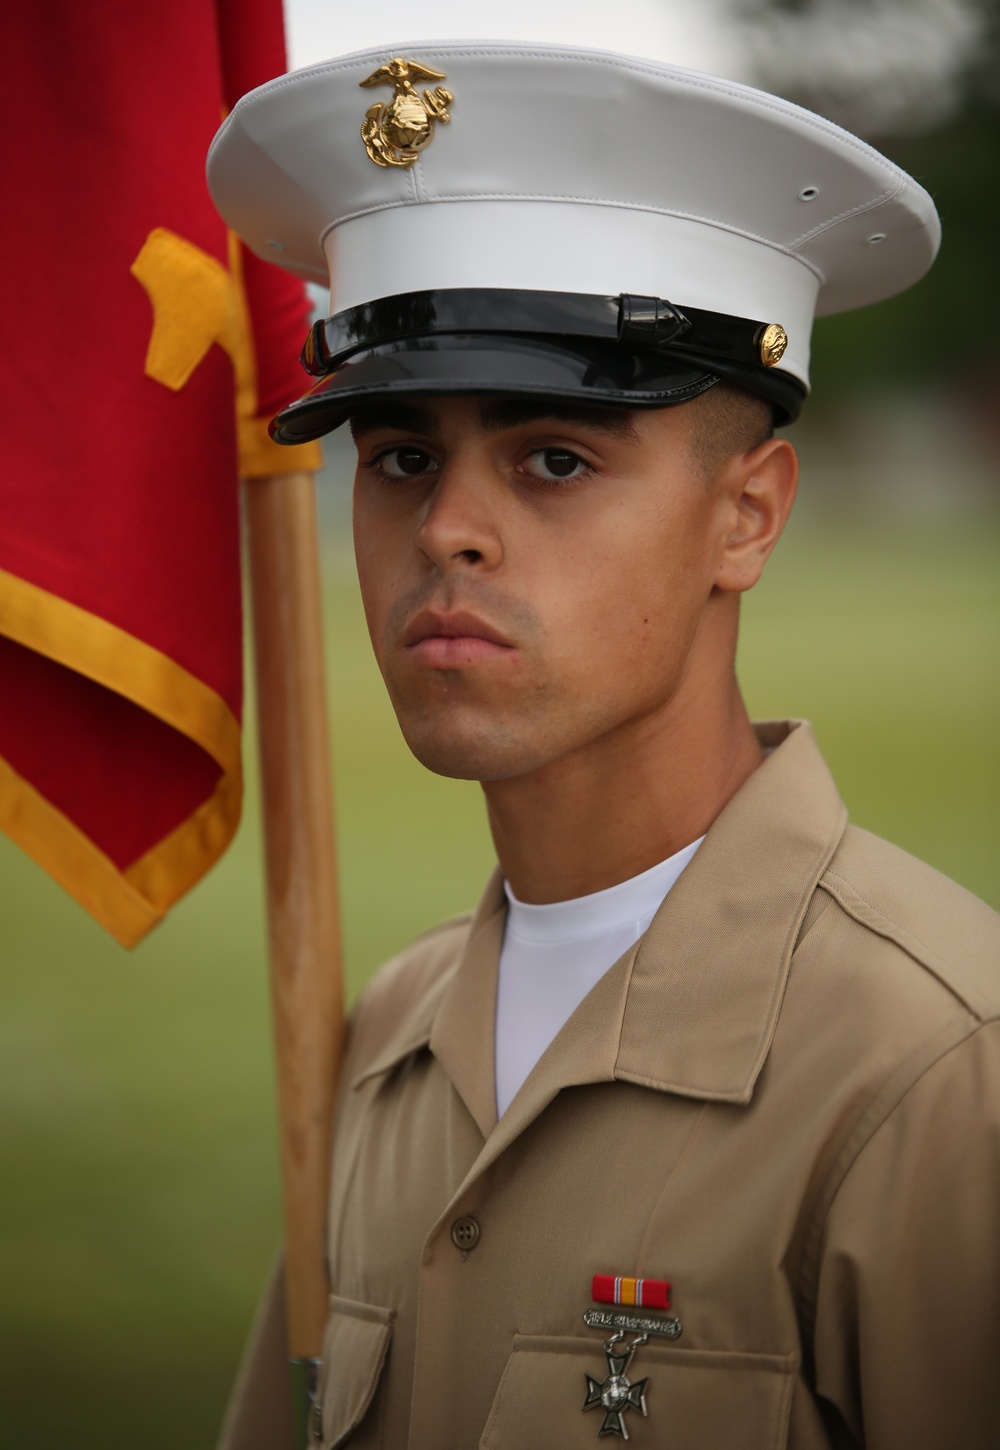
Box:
[402,609,516,668]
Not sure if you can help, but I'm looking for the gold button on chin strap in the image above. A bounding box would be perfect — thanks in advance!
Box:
[757,322,789,367]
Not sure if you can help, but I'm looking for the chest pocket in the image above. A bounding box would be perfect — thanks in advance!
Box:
[316,1294,395,1449]
[480,1335,796,1449]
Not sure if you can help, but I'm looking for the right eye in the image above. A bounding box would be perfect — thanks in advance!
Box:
[372,445,439,478]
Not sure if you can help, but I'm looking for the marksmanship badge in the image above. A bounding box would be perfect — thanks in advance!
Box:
[582,1273,683,1435]
[584,1307,683,1339]
[583,1331,649,1440]
[359,57,454,169]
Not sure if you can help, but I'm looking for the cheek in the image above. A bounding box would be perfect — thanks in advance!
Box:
[544,506,712,686]
[351,513,380,630]
[353,485,407,645]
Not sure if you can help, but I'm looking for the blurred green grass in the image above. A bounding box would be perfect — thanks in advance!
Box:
[1,507,997,1448]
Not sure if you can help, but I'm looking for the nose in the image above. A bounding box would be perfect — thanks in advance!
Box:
[415,458,503,574]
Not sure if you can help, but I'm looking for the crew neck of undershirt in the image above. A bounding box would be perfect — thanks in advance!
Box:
[503,837,705,945]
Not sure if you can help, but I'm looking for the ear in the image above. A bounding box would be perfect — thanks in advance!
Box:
[713,437,798,593]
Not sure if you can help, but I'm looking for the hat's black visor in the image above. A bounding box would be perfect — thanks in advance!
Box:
[270,290,806,444]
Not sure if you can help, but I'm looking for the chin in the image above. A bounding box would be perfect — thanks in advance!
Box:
[399,716,558,783]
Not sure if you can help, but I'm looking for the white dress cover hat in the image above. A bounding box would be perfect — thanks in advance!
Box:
[207,40,941,439]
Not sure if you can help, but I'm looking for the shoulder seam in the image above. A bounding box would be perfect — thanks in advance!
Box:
[797,1013,984,1359]
[820,869,995,1021]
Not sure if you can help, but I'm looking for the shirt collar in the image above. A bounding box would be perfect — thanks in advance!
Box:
[355,721,848,1134]
[615,718,847,1103]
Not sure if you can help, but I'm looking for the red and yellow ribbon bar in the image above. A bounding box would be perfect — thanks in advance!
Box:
[592,1275,671,1310]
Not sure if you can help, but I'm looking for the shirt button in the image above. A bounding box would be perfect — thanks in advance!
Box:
[450,1214,481,1251]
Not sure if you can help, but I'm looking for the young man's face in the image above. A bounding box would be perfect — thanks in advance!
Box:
[351,394,777,784]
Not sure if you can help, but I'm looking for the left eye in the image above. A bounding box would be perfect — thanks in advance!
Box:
[376,446,438,477]
[522,448,589,480]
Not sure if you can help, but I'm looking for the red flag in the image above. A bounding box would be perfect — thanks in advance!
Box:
[0,0,320,946]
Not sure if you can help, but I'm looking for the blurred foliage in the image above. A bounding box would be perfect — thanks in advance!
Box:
[735,0,994,134]
[734,0,1000,409]
[809,102,1000,407]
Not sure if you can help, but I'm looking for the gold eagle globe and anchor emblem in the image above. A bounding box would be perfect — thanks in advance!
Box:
[359,57,455,169]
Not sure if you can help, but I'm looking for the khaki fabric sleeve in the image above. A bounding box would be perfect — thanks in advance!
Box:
[813,1019,1000,1449]
[217,1254,295,1450]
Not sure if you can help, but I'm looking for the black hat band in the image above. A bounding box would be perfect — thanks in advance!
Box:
[301,288,787,383]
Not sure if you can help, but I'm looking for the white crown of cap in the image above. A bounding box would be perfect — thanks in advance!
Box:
[207,39,941,392]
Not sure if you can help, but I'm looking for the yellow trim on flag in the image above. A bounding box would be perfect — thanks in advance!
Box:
[0,754,161,945]
[238,414,322,478]
[125,764,241,913]
[0,567,240,772]
[0,565,242,947]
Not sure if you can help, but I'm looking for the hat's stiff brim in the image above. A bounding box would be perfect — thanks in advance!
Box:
[269,333,803,444]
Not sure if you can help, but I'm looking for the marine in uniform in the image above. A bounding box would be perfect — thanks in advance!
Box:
[207,42,1000,1449]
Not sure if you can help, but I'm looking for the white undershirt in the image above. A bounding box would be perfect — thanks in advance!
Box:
[494,839,703,1118]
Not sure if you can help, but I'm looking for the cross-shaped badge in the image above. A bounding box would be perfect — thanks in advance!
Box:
[582,1332,649,1439]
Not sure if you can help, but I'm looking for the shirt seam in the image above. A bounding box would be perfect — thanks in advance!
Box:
[819,870,996,1020]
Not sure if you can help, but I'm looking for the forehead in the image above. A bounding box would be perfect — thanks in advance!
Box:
[347,396,653,441]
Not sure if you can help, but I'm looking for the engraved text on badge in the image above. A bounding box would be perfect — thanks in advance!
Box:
[584,1307,683,1339]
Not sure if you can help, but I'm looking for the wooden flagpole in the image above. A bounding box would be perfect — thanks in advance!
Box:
[243,469,344,1448]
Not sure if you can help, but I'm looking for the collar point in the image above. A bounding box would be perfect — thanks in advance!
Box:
[614,1067,758,1107]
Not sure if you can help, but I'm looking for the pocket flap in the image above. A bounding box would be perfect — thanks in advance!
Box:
[480,1335,796,1449]
[317,1294,395,1449]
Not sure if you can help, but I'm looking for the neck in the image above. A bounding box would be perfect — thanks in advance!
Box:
[482,600,762,903]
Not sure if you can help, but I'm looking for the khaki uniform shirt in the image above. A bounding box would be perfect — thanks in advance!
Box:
[220,721,1000,1450]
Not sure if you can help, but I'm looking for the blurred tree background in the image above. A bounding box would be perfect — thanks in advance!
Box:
[739,0,1000,416]
[1,3,998,1447]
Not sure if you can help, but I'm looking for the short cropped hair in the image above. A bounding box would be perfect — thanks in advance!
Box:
[689,380,775,481]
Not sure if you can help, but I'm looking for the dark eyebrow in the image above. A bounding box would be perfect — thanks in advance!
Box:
[477,398,640,441]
